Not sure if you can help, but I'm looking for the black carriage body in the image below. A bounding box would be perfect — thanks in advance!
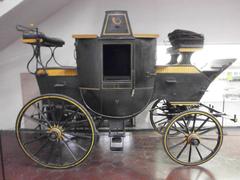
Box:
[35,10,234,119]
[153,66,210,103]
[75,37,156,118]
[36,68,82,103]
[34,10,235,119]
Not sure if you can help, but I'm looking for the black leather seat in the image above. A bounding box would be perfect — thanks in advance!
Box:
[23,33,65,47]
[168,29,204,48]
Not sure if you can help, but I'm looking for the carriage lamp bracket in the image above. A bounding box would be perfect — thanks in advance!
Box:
[145,72,156,77]
[165,79,177,84]
[54,82,66,93]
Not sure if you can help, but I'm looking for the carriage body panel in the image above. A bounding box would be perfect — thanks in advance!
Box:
[75,37,156,118]
[36,68,82,103]
[153,65,211,103]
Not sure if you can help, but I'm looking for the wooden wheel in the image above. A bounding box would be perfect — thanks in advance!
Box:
[163,110,223,166]
[15,94,95,169]
[149,99,170,134]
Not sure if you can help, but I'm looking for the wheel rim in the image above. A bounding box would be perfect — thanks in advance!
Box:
[163,111,223,166]
[149,100,169,134]
[16,95,95,169]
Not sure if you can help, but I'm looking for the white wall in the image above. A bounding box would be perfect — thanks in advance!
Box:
[0,0,23,17]
[1,0,240,129]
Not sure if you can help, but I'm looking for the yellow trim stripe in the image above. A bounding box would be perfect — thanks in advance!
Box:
[72,34,98,39]
[170,101,199,106]
[36,69,78,76]
[72,34,159,39]
[155,66,200,74]
[178,48,202,52]
[22,38,43,44]
[134,34,159,38]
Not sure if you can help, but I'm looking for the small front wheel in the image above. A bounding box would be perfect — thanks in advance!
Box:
[15,94,95,169]
[163,110,223,166]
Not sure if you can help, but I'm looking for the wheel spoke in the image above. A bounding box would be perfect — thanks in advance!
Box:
[65,133,92,140]
[62,140,78,161]
[176,142,188,159]
[192,114,197,132]
[23,115,48,128]
[166,135,185,139]
[23,134,48,145]
[195,146,203,160]
[46,142,55,164]
[63,135,87,152]
[188,144,192,163]
[33,104,51,126]
[195,117,209,132]
[198,127,216,135]
[170,124,187,135]
[200,137,218,141]
[154,118,168,125]
[200,143,214,152]
[176,121,186,131]
[33,140,50,156]
[169,140,186,150]
[182,118,190,134]
[47,100,58,124]
[20,128,48,133]
[58,142,63,165]
[59,101,65,123]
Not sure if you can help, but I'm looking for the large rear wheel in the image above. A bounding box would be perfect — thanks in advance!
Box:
[16,94,95,169]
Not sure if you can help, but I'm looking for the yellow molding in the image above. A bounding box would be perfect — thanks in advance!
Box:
[72,34,98,39]
[72,34,159,39]
[155,66,200,74]
[36,69,78,76]
[178,48,202,52]
[22,38,43,44]
[134,34,159,38]
[169,101,200,106]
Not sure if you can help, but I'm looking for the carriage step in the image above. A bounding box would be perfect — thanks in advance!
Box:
[110,136,124,151]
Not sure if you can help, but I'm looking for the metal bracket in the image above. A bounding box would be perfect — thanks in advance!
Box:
[145,72,156,78]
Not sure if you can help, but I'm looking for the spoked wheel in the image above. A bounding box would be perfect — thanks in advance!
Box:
[150,99,171,134]
[16,94,95,169]
[163,110,223,166]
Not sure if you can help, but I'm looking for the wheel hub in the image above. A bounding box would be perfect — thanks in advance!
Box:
[48,125,64,141]
[187,133,200,146]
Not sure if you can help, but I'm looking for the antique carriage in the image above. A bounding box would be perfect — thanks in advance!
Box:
[15,11,237,169]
